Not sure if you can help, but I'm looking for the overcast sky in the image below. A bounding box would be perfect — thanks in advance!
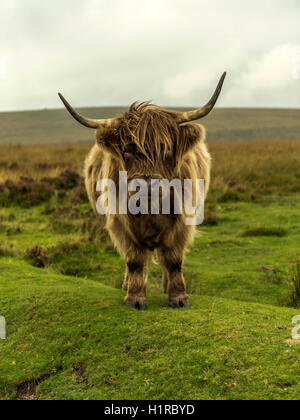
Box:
[0,0,300,111]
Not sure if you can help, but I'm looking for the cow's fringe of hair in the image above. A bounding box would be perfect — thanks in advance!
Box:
[118,102,180,164]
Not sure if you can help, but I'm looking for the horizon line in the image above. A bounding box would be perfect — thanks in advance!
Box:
[1,105,300,114]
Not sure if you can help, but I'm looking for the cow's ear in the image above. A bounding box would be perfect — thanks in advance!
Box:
[177,124,206,160]
[95,127,122,159]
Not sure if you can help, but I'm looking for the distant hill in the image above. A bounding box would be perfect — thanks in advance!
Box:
[0,107,299,145]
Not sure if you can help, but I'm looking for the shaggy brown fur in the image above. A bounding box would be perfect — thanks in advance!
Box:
[84,102,211,310]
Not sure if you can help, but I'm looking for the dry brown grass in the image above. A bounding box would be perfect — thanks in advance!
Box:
[0,140,300,206]
[209,140,300,203]
[0,144,89,183]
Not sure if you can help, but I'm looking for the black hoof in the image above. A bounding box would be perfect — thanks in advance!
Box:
[125,301,147,311]
[169,299,189,309]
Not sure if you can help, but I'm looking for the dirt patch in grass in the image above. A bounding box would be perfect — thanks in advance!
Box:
[15,369,62,400]
[72,363,89,387]
[15,375,50,400]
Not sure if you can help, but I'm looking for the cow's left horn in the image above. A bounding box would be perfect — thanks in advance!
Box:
[174,72,227,124]
[58,93,116,129]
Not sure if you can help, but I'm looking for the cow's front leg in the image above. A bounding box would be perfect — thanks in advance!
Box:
[159,249,189,308]
[124,258,147,311]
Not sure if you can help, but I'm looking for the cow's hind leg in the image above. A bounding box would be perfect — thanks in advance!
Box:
[159,248,189,308]
[162,268,169,294]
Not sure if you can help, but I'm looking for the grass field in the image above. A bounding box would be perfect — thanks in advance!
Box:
[1,107,300,145]
[1,134,300,399]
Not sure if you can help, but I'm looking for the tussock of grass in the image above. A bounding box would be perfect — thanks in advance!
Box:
[5,225,22,236]
[3,178,54,207]
[243,226,287,237]
[24,238,115,282]
[25,245,48,268]
[0,244,14,257]
[203,214,219,226]
[47,239,116,279]
[287,263,300,309]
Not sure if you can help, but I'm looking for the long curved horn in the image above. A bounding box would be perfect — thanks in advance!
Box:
[174,72,227,124]
[58,93,116,129]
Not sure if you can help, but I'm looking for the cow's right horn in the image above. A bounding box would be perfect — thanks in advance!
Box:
[173,72,227,124]
[58,93,116,129]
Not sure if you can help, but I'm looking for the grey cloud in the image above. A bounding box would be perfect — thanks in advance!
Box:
[0,0,299,111]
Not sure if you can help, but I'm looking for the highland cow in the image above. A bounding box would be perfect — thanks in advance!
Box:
[58,72,226,310]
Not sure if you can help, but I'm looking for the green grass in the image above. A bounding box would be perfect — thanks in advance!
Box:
[1,194,300,399]
[1,111,300,400]
[0,259,299,400]
[1,195,300,307]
